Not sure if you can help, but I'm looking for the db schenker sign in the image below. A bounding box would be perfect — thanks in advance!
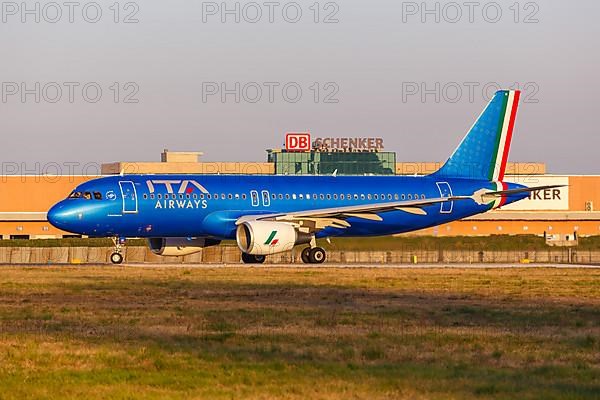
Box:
[285,133,386,152]
[501,176,570,211]
[285,132,311,152]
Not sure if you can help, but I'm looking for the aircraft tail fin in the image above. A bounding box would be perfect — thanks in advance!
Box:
[431,90,521,181]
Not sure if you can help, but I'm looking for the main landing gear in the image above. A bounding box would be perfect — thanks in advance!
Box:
[301,246,326,264]
[110,237,125,264]
[241,253,266,264]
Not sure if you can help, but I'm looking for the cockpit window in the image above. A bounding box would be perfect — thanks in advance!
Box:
[68,190,100,200]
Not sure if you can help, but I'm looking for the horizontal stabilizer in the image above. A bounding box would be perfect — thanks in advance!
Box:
[486,184,565,197]
[472,184,566,207]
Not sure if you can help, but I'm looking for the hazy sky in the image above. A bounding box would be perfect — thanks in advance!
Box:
[0,0,598,174]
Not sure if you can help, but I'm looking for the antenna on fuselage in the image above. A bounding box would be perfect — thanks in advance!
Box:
[332,169,338,177]
[119,168,124,177]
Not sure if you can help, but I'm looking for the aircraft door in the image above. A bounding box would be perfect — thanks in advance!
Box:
[250,190,260,207]
[436,182,453,214]
[119,181,138,214]
[261,190,270,207]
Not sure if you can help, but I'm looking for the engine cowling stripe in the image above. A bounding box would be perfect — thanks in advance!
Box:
[264,230,277,245]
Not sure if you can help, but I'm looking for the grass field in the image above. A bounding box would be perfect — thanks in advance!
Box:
[0,266,598,399]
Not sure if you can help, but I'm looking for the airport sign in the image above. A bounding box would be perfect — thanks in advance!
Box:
[312,137,384,151]
[501,176,570,211]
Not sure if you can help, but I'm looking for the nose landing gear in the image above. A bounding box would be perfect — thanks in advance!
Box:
[110,237,125,264]
[110,252,124,264]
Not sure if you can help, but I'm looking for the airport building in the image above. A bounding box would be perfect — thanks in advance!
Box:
[1,136,599,240]
[267,150,396,176]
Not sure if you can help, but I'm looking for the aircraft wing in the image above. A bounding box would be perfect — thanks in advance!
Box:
[236,184,566,232]
[236,195,471,231]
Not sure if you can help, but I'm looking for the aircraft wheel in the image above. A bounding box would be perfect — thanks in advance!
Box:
[309,247,326,264]
[242,253,266,264]
[110,252,123,264]
[301,247,311,263]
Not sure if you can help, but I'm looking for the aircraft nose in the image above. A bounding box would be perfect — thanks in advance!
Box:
[47,202,65,229]
[47,201,79,230]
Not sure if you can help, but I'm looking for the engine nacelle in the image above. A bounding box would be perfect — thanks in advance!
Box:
[236,221,312,255]
[147,237,221,256]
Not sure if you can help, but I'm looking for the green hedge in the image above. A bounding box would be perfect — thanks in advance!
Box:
[323,235,600,251]
[2,235,600,251]
[0,238,147,247]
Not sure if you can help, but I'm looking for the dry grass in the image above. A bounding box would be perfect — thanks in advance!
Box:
[0,266,598,399]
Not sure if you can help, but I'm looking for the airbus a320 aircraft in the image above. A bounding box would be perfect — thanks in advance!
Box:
[48,90,558,264]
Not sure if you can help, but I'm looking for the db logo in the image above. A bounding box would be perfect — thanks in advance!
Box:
[285,132,311,152]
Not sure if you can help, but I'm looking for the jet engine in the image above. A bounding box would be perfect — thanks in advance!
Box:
[147,237,221,256]
[236,220,312,255]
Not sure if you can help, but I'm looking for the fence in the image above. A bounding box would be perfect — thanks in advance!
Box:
[0,246,598,265]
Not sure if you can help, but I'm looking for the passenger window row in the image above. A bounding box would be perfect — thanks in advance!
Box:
[141,193,248,200]
[141,192,427,201]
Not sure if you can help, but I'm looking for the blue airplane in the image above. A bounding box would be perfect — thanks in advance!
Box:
[48,90,558,264]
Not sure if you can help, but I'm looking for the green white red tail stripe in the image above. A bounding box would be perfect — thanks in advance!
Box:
[432,90,522,182]
[490,90,521,181]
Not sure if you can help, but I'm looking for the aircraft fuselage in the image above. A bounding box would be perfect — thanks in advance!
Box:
[47,174,526,239]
